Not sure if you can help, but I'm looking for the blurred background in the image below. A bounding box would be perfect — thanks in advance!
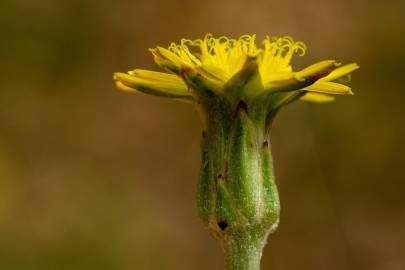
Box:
[1,0,404,269]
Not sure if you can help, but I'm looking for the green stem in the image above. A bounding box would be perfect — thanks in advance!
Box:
[224,232,265,270]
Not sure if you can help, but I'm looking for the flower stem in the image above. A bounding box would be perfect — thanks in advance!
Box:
[223,231,265,270]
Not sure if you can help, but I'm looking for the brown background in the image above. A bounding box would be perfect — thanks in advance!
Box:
[1,0,404,269]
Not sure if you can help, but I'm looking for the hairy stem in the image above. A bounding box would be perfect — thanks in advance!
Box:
[223,230,266,270]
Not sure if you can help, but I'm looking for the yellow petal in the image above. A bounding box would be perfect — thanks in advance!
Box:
[201,64,230,82]
[262,72,296,88]
[295,60,339,80]
[113,72,192,100]
[303,81,354,95]
[320,63,359,82]
[266,72,295,82]
[155,47,183,65]
[115,81,137,93]
[300,93,335,103]
[149,47,185,74]
[129,69,186,84]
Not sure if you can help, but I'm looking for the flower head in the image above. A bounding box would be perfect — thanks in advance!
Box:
[114,34,358,106]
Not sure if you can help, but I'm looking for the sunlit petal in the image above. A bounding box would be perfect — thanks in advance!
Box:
[300,93,336,103]
[320,63,359,82]
[113,72,193,100]
[303,81,353,95]
[295,60,339,80]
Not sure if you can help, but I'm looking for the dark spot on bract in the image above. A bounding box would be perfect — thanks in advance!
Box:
[218,221,228,231]
[234,100,248,118]
[236,100,248,112]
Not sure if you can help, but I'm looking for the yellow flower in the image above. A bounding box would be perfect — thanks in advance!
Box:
[113,35,360,261]
[113,34,358,104]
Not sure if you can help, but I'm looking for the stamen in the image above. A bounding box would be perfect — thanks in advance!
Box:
[153,34,307,79]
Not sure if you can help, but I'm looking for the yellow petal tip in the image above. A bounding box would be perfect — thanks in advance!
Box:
[115,81,137,93]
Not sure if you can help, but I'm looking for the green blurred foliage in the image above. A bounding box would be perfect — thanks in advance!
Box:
[0,0,404,269]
